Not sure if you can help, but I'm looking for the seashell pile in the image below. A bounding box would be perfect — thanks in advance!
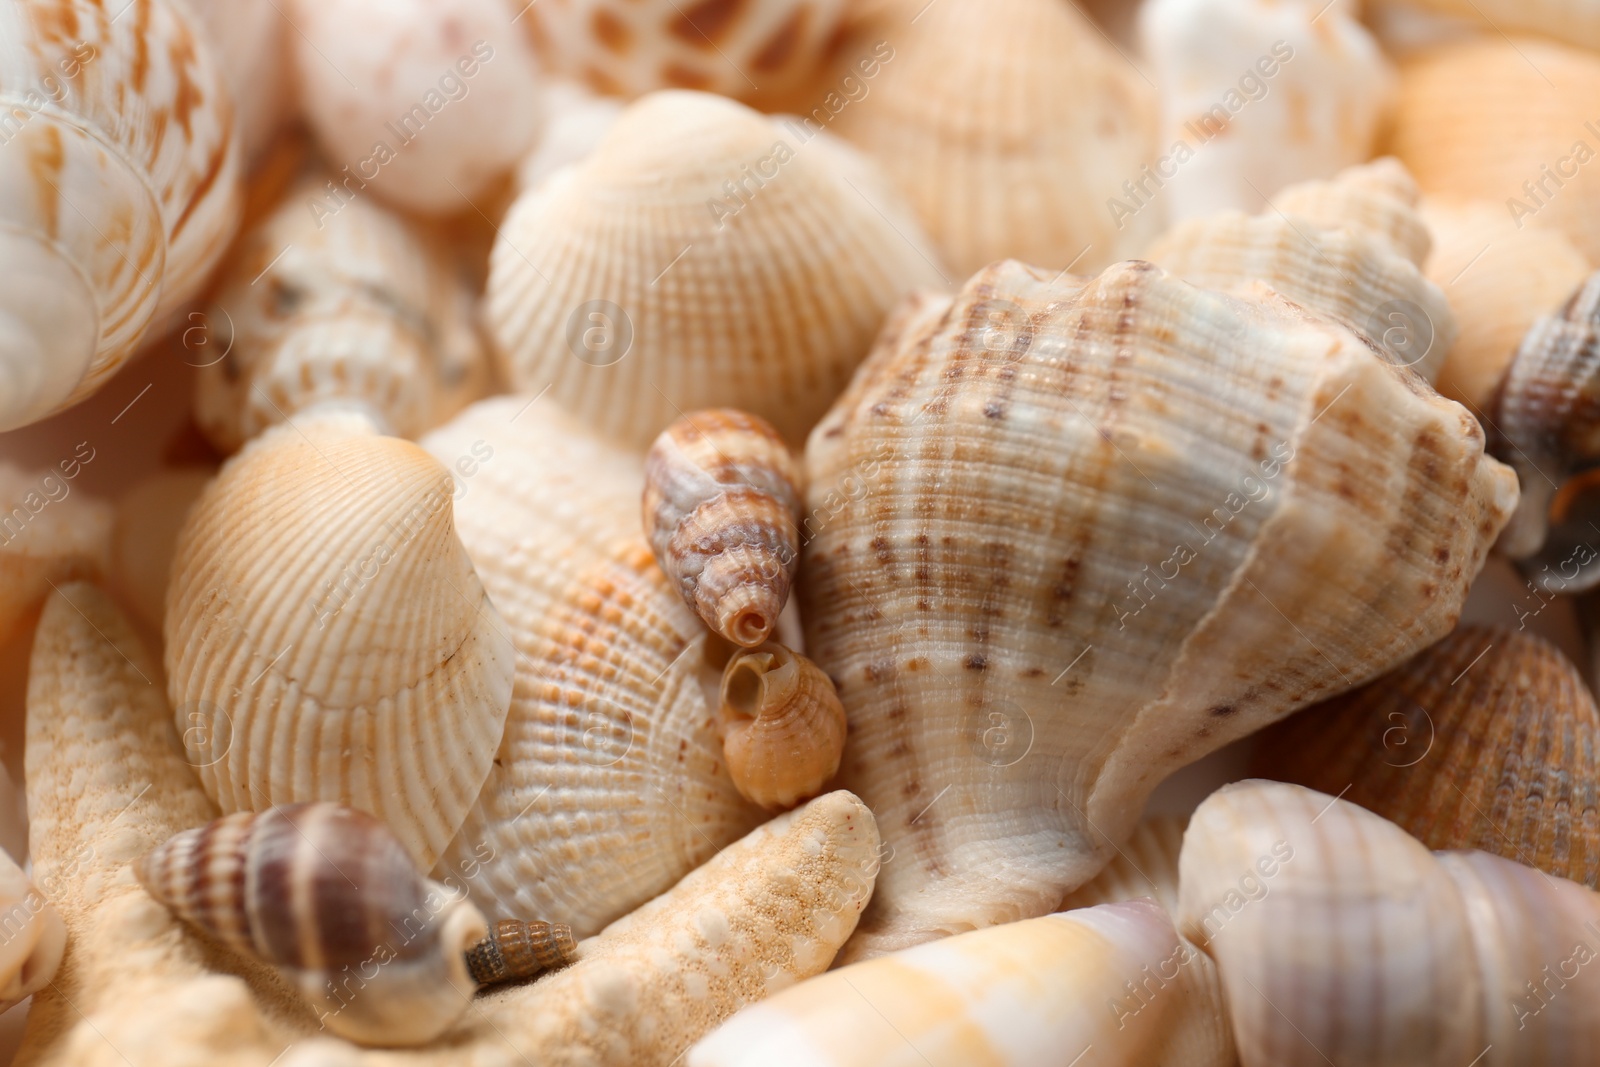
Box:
[5,1,1599,1064]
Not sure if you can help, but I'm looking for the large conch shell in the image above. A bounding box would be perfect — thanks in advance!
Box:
[1145,158,1457,382]
[0,847,64,1014]
[1180,779,1600,1065]
[0,0,242,431]
[0,456,110,644]
[194,171,490,453]
[164,414,516,867]
[424,396,767,938]
[802,257,1518,959]
[1138,0,1395,222]
[487,89,946,447]
[827,0,1159,277]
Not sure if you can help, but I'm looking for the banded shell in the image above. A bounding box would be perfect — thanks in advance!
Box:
[486,89,946,447]
[0,847,63,1014]
[194,171,491,453]
[720,642,846,811]
[643,409,803,647]
[827,0,1159,277]
[1253,626,1600,887]
[1180,780,1600,1065]
[135,803,487,1047]
[0,457,110,645]
[0,0,242,431]
[802,258,1517,960]
[164,414,516,867]
[1146,158,1457,382]
[464,919,577,986]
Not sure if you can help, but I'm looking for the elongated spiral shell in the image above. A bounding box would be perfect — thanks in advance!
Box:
[165,415,516,867]
[0,0,241,431]
[720,642,846,811]
[644,409,802,647]
[134,803,488,1047]
[464,919,577,986]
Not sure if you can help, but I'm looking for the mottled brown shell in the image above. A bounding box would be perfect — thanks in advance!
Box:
[644,410,803,647]
[1252,626,1600,888]
[464,919,578,985]
[719,642,847,811]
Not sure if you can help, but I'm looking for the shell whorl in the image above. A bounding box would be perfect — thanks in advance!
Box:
[643,410,803,648]
[719,642,847,811]
[463,919,577,986]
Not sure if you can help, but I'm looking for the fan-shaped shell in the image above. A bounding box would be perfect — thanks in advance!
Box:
[802,258,1517,960]
[0,0,242,431]
[486,89,945,447]
[720,642,846,811]
[164,415,516,867]
[0,458,110,645]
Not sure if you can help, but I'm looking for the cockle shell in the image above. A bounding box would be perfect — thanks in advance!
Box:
[1138,0,1395,222]
[802,257,1517,960]
[164,414,516,867]
[0,458,110,644]
[463,919,576,986]
[1179,779,1600,1065]
[720,642,846,811]
[0,847,64,1014]
[486,89,946,447]
[194,171,491,453]
[0,0,241,431]
[287,0,543,215]
[423,396,767,938]
[1253,626,1600,887]
[644,409,803,647]
[1146,158,1457,382]
[827,0,1159,277]
[108,467,212,632]
[135,803,488,1047]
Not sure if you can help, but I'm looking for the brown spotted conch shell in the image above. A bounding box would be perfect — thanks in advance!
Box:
[720,641,846,811]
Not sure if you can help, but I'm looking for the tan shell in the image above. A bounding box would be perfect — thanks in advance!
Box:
[827,0,1159,278]
[0,457,110,645]
[802,258,1517,960]
[1382,0,1600,52]
[486,89,946,447]
[0,847,64,1015]
[1146,159,1457,382]
[108,468,213,632]
[164,414,516,867]
[644,409,803,647]
[0,0,242,431]
[463,919,577,985]
[720,642,847,811]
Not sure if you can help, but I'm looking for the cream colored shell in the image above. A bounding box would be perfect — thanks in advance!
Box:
[173,0,292,167]
[513,79,622,192]
[0,847,64,1014]
[0,459,110,645]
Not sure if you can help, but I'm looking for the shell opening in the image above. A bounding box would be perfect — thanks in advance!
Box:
[0,226,100,432]
[722,650,776,722]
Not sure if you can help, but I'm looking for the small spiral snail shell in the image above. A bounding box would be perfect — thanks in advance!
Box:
[134,803,488,1047]
[464,919,577,986]
[720,642,847,811]
[644,410,803,648]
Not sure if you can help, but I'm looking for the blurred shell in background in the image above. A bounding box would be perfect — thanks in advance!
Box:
[0,847,62,1015]
[0,459,109,645]
[1372,0,1600,52]
[513,79,623,192]
[173,0,292,167]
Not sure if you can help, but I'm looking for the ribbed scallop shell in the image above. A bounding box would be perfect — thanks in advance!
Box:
[1253,626,1600,887]
[486,89,946,447]
[827,0,1158,277]
[0,0,241,431]
[424,396,766,938]
[720,642,846,811]
[803,258,1517,960]
[164,415,516,867]
[135,803,487,1047]
[644,409,802,647]
[1146,159,1457,382]
[0,459,110,644]
[195,171,490,453]
[0,847,63,1014]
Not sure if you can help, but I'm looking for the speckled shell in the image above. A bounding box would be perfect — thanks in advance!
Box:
[423,396,767,939]
[720,642,846,811]
[802,258,1518,960]
[1253,626,1600,887]
[827,0,1159,278]
[135,803,488,1047]
[486,89,946,447]
[464,919,576,985]
[0,459,111,645]
[1180,780,1600,1066]
[164,414,516,868]
[1146,159,1457,382]
[644,409,803,647]
[0,847,63,1014]
[0,0,242,431]
[194,172,491,453]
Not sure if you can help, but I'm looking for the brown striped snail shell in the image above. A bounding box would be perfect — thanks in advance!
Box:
[464,919,578,986]
[133,802,488,1047]
[643,410,803,648]
[720,642,847,811]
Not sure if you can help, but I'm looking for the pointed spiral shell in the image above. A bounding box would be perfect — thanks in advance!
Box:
[464,919,577,986]
[720,642,847,811]
[134,803,488,1047]
[644,410,803,648]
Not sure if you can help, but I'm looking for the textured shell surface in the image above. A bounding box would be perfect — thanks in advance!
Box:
[194,171,491,453]
[463,918,577,985]
[827,0,1159,278]
[719,641,847,811]
[423,396,767,939]
[1253,626,1600,887]
[1179,779,1600,1066]
[0,0,241,431]
[164,415,516,869]
[134,803,487,1047]
[0,846,64,1014]
[802,257,1517,960]
[0,458,111,644]
[487,89,947,448]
